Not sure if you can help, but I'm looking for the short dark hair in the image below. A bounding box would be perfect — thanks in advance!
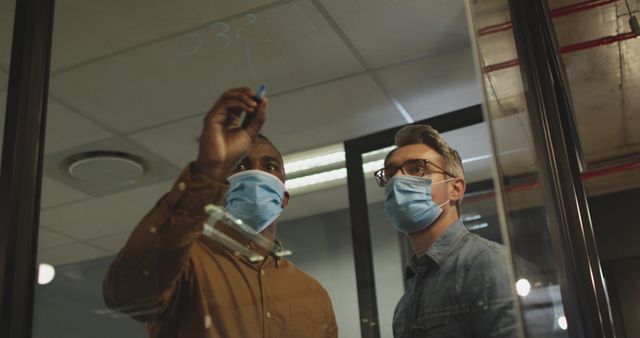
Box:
[394,125,464,178]
[256,134,285,177]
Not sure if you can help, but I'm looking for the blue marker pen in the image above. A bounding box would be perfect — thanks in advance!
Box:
[241,84,266,128]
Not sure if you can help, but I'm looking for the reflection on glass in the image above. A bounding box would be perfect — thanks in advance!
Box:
[27,0,562,337]
[469,0,570,336]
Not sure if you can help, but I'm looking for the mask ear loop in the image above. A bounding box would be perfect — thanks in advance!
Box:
[434,177,455,209]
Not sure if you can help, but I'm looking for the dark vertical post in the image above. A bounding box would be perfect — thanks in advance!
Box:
[508,0,615,336]
[0,0,55,337]
[344,141,381,338]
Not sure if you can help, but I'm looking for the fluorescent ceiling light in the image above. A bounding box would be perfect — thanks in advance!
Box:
[284,151,345,174]
[283,143,526,193]
[286,168,347,190]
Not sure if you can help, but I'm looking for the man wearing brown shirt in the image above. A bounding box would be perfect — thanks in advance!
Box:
[103,87,338,338]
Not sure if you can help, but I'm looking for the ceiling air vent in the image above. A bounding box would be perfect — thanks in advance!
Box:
[65,151,145,185]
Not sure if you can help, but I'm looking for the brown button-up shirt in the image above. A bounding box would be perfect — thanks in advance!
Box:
[103,164,338,338]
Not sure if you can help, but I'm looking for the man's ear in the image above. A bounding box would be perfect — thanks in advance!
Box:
[449,177,466,203]
[281,191,290,209]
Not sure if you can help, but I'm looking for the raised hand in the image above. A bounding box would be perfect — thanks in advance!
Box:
[196,87,268,180]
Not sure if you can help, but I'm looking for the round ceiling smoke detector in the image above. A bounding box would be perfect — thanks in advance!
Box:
[66,151,146,185]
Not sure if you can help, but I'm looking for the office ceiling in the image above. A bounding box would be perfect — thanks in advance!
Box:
[1,0,639,266]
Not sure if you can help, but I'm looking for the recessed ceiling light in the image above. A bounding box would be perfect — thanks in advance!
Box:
[66,151,145,185]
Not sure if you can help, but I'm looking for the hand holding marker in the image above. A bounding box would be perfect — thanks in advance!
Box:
[241,84,267,129]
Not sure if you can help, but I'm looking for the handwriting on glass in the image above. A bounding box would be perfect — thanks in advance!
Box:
[177,14,259,56]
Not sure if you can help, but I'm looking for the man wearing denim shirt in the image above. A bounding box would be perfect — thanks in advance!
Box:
[375,124,523,337]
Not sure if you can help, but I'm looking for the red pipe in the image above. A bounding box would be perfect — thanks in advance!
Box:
[483,59,519,73]
[551,0,620,17]
[478,0,620,36]
[559,32,638,53]
[464,161,640,203]
[483,32,638,73]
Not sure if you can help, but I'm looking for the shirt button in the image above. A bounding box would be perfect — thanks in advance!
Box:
[234,251,241,257]
[266,311,272,319]
[261,269,265,275]
[178,182,186,191]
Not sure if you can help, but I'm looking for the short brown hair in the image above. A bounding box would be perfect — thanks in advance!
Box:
[394,124,464,179]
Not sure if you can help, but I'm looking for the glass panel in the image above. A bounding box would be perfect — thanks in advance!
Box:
[35,1,369,337]
[468,0,569,336]
[549,0,640,336]
[0,0,15,167]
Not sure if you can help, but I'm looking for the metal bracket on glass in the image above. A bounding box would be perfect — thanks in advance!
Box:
[203,204,292,261]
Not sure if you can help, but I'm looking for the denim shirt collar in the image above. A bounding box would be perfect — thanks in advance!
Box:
[406,220,468,278]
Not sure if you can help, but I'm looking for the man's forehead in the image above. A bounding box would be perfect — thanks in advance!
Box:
[248,138,283,162]
[387,144,440,164]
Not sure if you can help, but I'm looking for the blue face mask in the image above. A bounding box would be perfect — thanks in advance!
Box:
[383,175,451,234]
[226,170,286,233]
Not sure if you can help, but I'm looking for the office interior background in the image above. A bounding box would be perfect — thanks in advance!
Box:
[1,0,639,337]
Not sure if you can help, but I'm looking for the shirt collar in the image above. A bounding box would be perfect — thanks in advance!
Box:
[406,220,468,278]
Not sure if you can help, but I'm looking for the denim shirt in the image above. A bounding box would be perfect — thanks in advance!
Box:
[393,220,520,338]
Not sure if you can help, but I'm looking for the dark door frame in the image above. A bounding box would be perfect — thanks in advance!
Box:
[0,0,56,337]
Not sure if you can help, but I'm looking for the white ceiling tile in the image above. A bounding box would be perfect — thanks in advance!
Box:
[49,0,279,70]
[49,0,363,133]
[41,176,91,209]
[37,242,110,266]
[0,0,16,69]
[40,180,174,240]
[129,116,201,168]
[87,232,131,254]
[375,49,482,121]
[37,227,76,251]
[262,73,402,154]
[321,0,471,68]
[44,99,114,154]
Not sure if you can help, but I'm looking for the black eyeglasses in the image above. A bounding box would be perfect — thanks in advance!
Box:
[374,159,455,187]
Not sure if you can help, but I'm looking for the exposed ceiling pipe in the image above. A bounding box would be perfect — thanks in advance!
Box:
[482,31,638,73]
[479,0,639,73]
[478,0,620,36]
[464,161,640,203]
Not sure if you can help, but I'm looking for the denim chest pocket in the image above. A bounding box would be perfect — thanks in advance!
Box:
[412,313,449,337]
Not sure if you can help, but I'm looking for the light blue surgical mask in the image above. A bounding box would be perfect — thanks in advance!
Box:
[226,170,286,233]
[383,175,452,234]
